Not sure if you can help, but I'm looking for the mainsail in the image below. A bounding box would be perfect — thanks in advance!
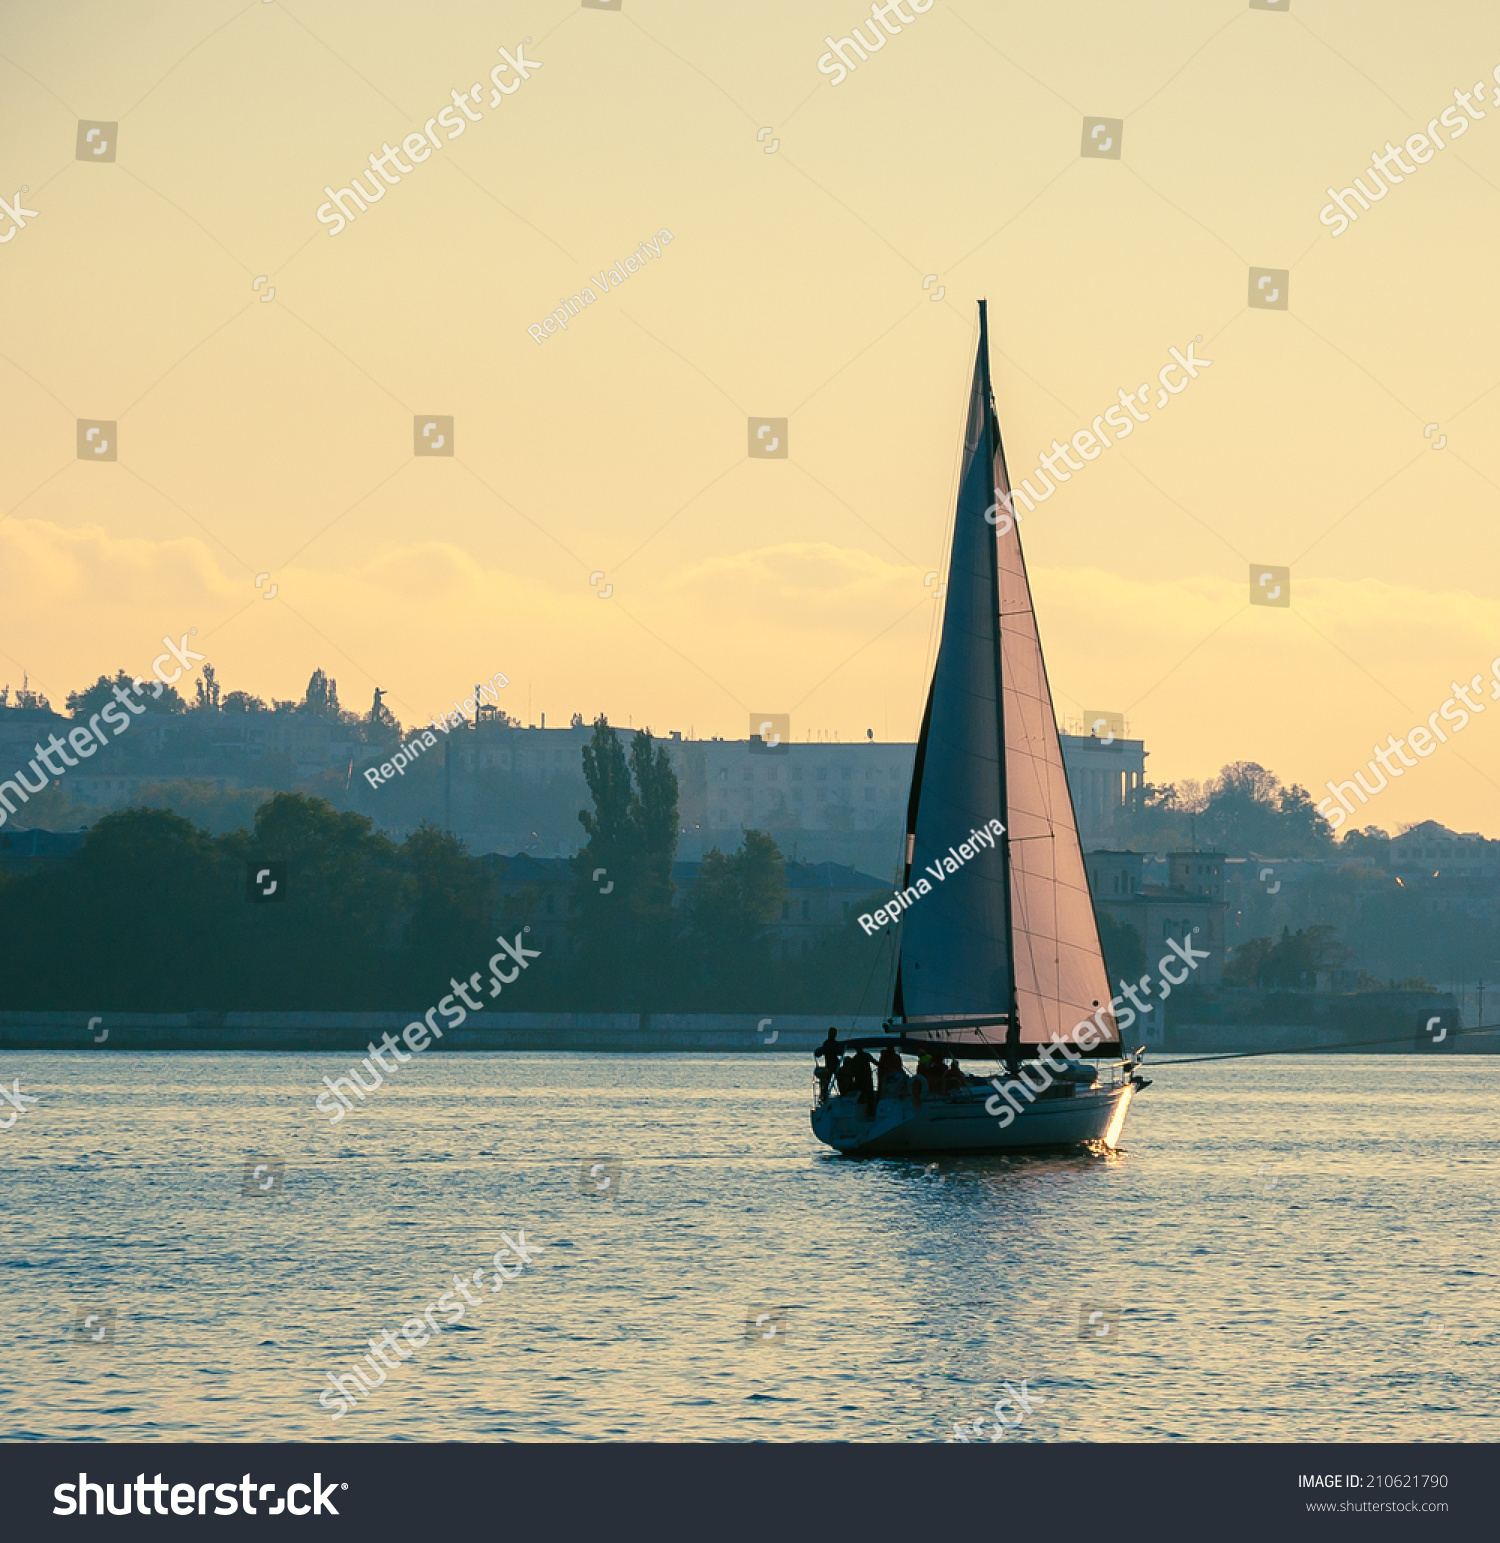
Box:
[894,302,1118,1054]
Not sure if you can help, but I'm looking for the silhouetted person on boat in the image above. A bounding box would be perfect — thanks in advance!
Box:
[915,1051,940,1098]
[876,1044,904,1100]
[815,1028,841,1105]
[849,1048,877,1116]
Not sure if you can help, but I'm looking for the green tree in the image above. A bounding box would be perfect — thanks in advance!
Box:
[129,779,274,836]
[1275,782,1334,854]
[0,796,515,1010]
[574,716,636,997]
[777,899,892,1014]
[0,808,230,1008]
[2,778,91,832]
[1339,825,1390,860]
[1095,911,1145,985]
[217,793,403,1007]
[1118,762,1335,856]
[66,671,129,718]
[1195,762,1333,855]
[1225,925,1352,989]
[301,669,336,717]
[398,823,496,1000]
[629,730,679,972]
[572,718,681,1005]
[64,670,184,717]
[192,664,221,712]
[686,830,785,1004]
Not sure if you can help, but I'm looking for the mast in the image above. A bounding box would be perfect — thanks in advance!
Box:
[891,678,934,1021]
[978,302,1022,1073]
[890,301,1117,1059]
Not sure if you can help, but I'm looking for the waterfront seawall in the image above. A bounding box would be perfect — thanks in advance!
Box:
[0,1011,882,1053]
[2,1009,1490,1054]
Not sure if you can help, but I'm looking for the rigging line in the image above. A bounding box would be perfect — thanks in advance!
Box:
[1447,447,1500,502]
[1144,1020,1499,1066]
[0,48,81,119]
[1288,13,1410,117]
[620,11,759,127]
[1288,447,1424,565]
[853,928,899,1035]
[1119,163,1252,269]
[1286,312,1426,424]
[1123,605,1247,713]
[276,3,414,120]
[1121,4,1248,119]
[117,0,260,121]
[114,166,257,279]
[944,7,1084,117]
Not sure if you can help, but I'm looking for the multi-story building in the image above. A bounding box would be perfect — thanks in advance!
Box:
[444,722,1143,870]
[485,852,579,964]
[776,861,890,958]
[1057,730,1148,849]
[0,826,87,876]
[1085,849,1227,985]
[381,721,914,873]
[1387,821,1500,880]
[484,850,887,959]
[3,699,1153,874]
[0,702,365,810]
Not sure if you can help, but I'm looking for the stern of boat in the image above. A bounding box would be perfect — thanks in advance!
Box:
[810,1057,1147,1157]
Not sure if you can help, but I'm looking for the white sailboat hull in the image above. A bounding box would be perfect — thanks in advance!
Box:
[810,1080,1135,1156]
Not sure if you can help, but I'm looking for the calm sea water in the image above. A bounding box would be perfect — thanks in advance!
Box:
[3,1053,1494,1443]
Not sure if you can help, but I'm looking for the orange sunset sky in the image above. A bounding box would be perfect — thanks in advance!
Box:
[3,0,1500,835]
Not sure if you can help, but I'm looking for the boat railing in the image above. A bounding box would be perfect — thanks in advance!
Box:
[812,1056,1135,1109]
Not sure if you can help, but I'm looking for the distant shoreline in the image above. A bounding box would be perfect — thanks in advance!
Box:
[0,1011,853,1054]
[0,1013,1490,1055]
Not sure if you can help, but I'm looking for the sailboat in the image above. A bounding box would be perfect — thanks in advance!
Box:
[810,302,1148,1156]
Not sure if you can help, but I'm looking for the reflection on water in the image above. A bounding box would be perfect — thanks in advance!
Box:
[2,1053,1495,1441]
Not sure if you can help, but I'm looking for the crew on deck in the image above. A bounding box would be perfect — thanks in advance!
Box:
[815,1028,841,1105]
[848,1048,877,1115]
[914,1050,940,1095]
[876,1044,905,1100]
[816,1041,982,1108]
